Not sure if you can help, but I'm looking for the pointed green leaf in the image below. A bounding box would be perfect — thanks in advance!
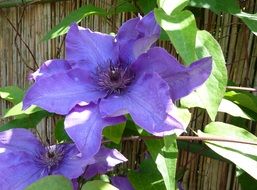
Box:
[198,122,257,180]
[4,102,42,118]
[43,5,107,41]
[218,99,253,120]
[25,175,73,190]
[103,122,126,144]
[81,180,118,190]
[128,159,165,190]
[144,135,178,190]
[0,86,24,104]
[181,30,227,121]
[158,0,189,15]
[154,8,198,64]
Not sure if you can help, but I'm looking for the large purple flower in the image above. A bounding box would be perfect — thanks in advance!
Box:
[23,12,212,157]
[0,128,127,190]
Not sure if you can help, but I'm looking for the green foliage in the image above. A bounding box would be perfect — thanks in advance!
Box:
[0,86,24,104]
[25,175,73,190]
[55,119,71,142]
[218,99,253,120]
[180,30,227,121]
[189,0,257,35]
[0,111,49,132]
[103,122,126,144]
[198,122,257,180]
[237,171,257,190]
[43,5,107,41]
[81,180,118,190]
[144,135,178,190]
[158,0,189,15]
[4,102,42,118]
[128,158,165,189]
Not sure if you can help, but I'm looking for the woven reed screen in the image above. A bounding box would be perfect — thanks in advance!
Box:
[0,0,257,189]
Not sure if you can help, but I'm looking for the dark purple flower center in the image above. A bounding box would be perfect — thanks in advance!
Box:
[96,61,134,95]
[35,145,65,174]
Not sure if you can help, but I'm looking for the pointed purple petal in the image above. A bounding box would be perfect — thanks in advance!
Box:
[66,23,118,65]
[100,72,184,136]
[131,47,212,101]
[166,57,212,101]
[84,146,127,180]
[64,103,126,159]
[111,176,134,190]
[23,68,105,115]
[0,128,43,155]
[117,11,160,63]
[30,59,72,81]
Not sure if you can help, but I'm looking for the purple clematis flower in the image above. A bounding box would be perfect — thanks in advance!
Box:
[0,128,127,190]
[23,12,212,158]
[0,128,91,189]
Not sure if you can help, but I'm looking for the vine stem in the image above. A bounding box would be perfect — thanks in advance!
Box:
[226,86,257,92]
[102,135,257,146]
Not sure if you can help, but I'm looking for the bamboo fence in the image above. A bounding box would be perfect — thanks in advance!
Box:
[0,0,257,189]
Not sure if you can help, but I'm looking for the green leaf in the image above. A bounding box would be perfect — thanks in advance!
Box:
[55,119,70,142]
[4,102,42,118]
[224,91,257,113]
[81,180,118,190]
[128,159,165,190]
[189,0,257,35]
[198,122,257,180]
[0,111,49,132]
[108,0,137,15]
[43,5,107,41]
[137,0,157,14]
[154,8,198,64]
[144,135,178,190]
[0,86,24,104]
[237,171,257,190]
[103,122,126,144]
[181,30,227,121]
[25,175,73,190]
[158,0,189,15]
[218,99,253,120]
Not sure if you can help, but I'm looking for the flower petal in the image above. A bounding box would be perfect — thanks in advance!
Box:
[64,103,126,158]
[131,47,212,101]
[111,176,134,190]
[30,59,72,81]
[23,68,105,115]
[84,146,127,180]
[117,11,160,63]
[66,23,118,65]
[51,144,92,179]
[0,128,43,155]
[100,72,184,136]
[0,154,44,190]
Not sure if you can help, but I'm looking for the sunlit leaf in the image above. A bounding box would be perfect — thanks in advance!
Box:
[218,99,253,120]
[4,102,42,118]
[144,135,178,190]
[25,175,73,190]
[43,4,107,40]
[0,86,24,104]
[154,8,198,64]
[157,0,189,15]
[81,180,118,190]
[181,30,227,121]
[198,122,257,180]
